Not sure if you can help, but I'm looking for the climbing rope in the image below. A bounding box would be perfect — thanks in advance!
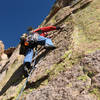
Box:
[16,47,38,100]
[32,46,44,62]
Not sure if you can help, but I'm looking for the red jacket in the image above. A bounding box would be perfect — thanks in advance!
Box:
[33,26,58,37]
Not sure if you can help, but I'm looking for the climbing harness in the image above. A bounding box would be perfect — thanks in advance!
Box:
[16,47,38,100]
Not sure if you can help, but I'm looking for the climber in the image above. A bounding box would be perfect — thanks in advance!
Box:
[20,25,62,77]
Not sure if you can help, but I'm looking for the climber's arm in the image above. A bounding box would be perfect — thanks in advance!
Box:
[34,26,61,33]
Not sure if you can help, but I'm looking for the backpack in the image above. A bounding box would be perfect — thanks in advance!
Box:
[19,33,39,55]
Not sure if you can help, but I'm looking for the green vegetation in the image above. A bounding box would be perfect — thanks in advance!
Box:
[84,69,96,78]
[45,48,83,81]
[45,62,66,80]
[90,88,100,100]
[77,75,88,82]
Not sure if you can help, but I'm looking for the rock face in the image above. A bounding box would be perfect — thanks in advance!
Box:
[0,41,8,73]
[0,41,4,60]
[4,47,16,58]
[0,0,100,100]
[81,50,100,89]
[41,0,73,26]
[26,65,95,100]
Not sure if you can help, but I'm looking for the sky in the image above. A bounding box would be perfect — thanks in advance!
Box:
[0,0,56,49]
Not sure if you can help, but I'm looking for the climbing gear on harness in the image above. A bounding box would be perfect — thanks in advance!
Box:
[24,33,39,47]
[16,47,37,100]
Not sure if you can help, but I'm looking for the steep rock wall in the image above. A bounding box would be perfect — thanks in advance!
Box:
[0,0,100,100]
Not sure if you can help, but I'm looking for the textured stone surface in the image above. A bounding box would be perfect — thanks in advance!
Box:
[4,47,15,58]
[0,0,100,100]
[81,50,100,89]
[0,40,4,59]
[81,50,100,74]
[26,65,95,100]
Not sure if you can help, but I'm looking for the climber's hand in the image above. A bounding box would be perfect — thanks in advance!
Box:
[60,25,66,29]
[56,25,65,30]
[56,26,61,30]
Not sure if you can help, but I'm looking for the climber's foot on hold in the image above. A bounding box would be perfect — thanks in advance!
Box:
[23,62,31,77]
[23,66,29,77]
[44,45,57,50]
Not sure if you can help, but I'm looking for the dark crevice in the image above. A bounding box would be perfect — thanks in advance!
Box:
[7,97,14,100]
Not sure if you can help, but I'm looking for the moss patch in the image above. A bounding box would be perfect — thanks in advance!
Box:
[90,88,100,100]
[77,75,88,82]
[71,0,100,55]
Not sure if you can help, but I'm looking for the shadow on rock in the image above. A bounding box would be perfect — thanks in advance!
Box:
[25,74,49,89]
[0,64,25,96]
[35,49,52,65]
[0,49,53,96]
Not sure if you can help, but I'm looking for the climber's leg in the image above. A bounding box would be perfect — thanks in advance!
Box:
[24,48,33,64]
[37,35,56,49]
[23,48,33,77]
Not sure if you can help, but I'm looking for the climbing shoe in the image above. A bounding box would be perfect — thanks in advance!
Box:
[23,62,31,77]
[44,45,57,50]
[23,66,29,77]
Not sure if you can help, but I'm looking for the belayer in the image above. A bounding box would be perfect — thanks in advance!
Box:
[20,25,62,77]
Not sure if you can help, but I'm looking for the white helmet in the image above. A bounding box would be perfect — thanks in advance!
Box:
[21,33,28,38]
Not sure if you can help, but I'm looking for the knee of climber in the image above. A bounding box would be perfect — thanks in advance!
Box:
[24,48,33,63]
[45,38,54,46]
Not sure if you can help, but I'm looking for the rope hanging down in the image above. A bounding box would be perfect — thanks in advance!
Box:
[16,47,38,100]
